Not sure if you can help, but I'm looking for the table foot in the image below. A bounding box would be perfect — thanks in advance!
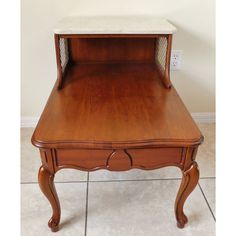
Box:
[38,165,61,232]
[175,162,199,228]
[176,213,188,228]
[49,221,59,232]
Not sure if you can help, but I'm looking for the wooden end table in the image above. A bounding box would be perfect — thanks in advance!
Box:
[32,16,203,232]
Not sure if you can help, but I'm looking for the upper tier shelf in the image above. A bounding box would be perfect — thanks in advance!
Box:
[54,16,177,35]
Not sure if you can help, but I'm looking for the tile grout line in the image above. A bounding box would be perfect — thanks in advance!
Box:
[198,183,216,221]
[20,180,88,184]
[89,178,182,182]
[199,176,216,179]
[84,172,89,236]
[21,178,181,185]
[88,176,216,183]
[20,176,215,185]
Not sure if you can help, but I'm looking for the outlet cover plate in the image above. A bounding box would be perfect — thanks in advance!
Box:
[170,50,182,70]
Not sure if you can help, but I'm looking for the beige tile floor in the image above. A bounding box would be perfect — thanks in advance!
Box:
[21,123,215,236]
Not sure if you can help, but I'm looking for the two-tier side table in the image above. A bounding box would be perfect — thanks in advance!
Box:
[31,16,203,232]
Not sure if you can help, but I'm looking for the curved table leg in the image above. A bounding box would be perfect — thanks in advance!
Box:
[175,162,199,228]
[38,165,61,232]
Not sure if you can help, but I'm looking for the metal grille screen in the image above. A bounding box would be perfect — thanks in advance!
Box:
[155,36,167,74]
[59,38,69,73]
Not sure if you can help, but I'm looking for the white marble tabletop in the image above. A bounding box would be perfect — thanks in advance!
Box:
[54,16,177,35]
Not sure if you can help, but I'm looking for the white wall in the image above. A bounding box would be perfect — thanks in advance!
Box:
[21,0,215,117]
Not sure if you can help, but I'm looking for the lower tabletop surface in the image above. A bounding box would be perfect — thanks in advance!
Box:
[32,63,202,149]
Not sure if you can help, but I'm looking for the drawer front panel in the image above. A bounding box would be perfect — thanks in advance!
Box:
[56,149,113,170]
[128,148,183,168]
[55,147,184,171]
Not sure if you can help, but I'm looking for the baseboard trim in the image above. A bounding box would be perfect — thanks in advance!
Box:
[191,112,215,124]
[21,113,215,128]
[21,117,39,128]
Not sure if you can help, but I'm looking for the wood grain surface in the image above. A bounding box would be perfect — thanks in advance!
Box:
[32,63,202,149]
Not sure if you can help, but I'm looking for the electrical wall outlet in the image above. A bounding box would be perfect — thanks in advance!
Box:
[170,50,182,70]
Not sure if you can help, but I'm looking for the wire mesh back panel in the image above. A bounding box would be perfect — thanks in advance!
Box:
[155,36,167,75]
[59,38,69,73]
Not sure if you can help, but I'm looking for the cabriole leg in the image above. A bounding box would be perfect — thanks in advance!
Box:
[38,165,61,232]
[175,162,199,228]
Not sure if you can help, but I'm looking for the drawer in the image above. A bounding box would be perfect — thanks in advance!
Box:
[55,149,113,170]
[55,147,184,171]
[127,147,184,169]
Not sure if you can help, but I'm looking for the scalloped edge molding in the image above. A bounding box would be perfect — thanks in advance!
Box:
[21,113,215,128]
